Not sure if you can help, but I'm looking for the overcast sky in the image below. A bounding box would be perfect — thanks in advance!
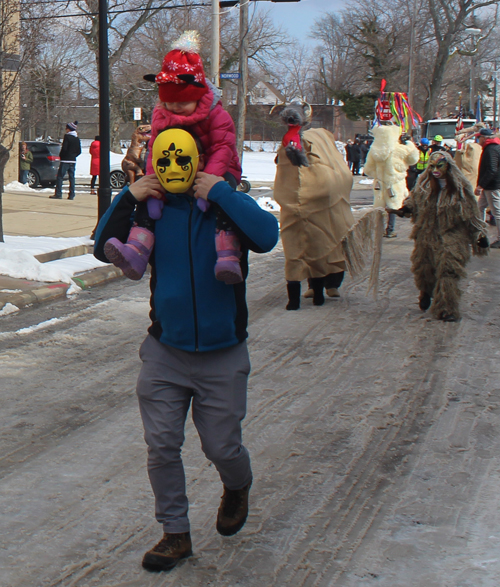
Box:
[254,0,344,45]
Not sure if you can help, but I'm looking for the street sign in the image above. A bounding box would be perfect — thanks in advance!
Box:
[133,107,142,121]
[220,72,241,80]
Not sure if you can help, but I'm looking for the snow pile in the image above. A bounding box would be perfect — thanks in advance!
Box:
[359,178,374,185]
[0,236,106,285]
[256,196,280,212]
[5,181,52,193]
[0,303,19,316]
[0,248,76,284]
[336,141,346,159]
[2,235,92,256]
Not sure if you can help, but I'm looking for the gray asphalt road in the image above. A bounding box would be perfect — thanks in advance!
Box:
[1,218,500,587]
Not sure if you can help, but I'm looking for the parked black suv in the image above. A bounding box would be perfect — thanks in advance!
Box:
[21,141,61,188]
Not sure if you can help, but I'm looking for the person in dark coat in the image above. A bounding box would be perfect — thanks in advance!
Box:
[50,121,81,200]
[350,140,362,175]
[475,128,500,247]
[345,139,353,170]
[89,135,100,195]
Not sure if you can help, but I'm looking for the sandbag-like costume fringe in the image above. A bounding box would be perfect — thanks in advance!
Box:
[341,208,385,299]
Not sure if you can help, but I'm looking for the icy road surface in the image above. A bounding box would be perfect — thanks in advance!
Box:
[1,219,500,587]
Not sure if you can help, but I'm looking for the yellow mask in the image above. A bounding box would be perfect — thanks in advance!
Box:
[152,128,199,193]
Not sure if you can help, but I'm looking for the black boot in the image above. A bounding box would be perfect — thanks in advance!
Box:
[286,281,301,310]
[418,292,431,311]
[309,277,325,306]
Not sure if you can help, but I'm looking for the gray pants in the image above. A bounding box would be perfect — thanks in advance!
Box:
[478,189,500,239]
[136,335,252,533]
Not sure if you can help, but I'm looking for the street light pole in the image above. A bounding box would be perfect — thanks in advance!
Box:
[98,0,111,221]
[211,0,220,86]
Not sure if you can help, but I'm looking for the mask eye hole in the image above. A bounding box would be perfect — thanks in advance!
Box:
[176,156,191,170]
[157,157,171,171]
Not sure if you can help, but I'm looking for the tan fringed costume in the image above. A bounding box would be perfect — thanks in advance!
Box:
[454,123,486,188]
[454,142,482,187]
[393,152,489,321]
[274,128,354,282]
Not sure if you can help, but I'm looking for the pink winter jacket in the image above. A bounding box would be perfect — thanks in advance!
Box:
[146,89,242,182]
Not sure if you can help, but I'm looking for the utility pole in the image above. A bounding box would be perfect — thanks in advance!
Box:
[219,0,301,159]
[211,0,220,86]
[236,0,248,162]
[407,0,417,105]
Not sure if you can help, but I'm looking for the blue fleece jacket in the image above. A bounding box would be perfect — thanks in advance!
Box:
[94,181,279,352]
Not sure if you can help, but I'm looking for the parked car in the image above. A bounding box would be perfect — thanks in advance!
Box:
[21,141,61,188]
[109,164,127,190]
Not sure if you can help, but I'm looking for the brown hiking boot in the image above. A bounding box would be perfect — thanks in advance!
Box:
[142,532,192,572]
[216,481,252,537]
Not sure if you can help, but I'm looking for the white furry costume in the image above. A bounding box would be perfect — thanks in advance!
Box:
[363,125,419,209]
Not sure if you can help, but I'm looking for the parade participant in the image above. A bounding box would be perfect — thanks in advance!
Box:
[93,127,279,572]
[108,30,242,285]
[390,151,489,321]
[474,128,500,247]
[430,134,446,153]
[273,104,354,309]
[363,124,419,238]
[407,137,430,190]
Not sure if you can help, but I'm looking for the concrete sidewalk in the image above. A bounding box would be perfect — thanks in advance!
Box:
[0,188,123,312]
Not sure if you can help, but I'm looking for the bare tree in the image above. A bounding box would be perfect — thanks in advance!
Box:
[423,0,500,119]
[1,0,45,241]
[71,0,184,151]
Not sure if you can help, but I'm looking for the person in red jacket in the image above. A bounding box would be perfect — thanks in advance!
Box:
[104,31,243,284]
[89,135,100,195]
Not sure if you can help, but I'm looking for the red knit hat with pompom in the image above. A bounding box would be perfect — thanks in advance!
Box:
[144,31,208,103]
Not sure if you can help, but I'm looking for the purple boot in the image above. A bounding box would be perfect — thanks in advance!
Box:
[104,226,154,280]
[215,229,243,284]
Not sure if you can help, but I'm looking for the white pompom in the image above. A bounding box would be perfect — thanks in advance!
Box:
[171,30,201,53]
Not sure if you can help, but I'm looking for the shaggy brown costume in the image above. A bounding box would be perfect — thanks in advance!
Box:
[393,152,488,321]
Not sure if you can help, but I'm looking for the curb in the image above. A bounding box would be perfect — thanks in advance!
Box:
[72,265,123,289]
[35,244,94,264]
[6,283,70,309]
[1,265,123,311]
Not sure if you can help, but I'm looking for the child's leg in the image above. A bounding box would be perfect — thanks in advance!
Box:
[104,200,155,280]
[214,193,243,283]
[215,210,243,284]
